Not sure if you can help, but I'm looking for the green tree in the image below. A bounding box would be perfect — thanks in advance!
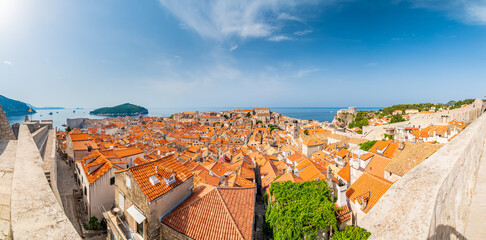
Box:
[266,181,337,240]
[390,114,405,123]
[65,126,71,133]
[360,140,377,151]
[88,216,99,230]
[331,226,370,240]
[348,111,370,129]
[246,112,252,118]
[304,129,309,135]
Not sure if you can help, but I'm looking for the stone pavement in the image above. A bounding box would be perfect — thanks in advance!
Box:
[465,140,486,239]
[58,153,83,235]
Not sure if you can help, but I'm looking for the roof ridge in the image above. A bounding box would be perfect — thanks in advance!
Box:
[215,188,245,240]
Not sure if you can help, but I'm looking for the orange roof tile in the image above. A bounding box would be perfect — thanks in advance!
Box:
[128,154,193,202]
[162,185,255,240]
[346,173,393,213]
[365,155,391,179]
[337,164,350,183]
[274,172,304,183]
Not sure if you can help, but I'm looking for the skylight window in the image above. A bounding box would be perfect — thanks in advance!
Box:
[149,175,160,185]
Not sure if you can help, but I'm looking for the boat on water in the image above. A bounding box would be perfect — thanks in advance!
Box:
[49,112,53,115]
[73,110,76,113]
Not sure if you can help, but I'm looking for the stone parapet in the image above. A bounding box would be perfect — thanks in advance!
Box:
[361,112,486,239]
[10,125,80,239]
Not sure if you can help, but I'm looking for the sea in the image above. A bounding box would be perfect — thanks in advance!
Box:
[6,107,382,131]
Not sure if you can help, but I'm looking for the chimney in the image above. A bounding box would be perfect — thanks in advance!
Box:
[223,174,229,187]
[158,150,161,155]
[399,141,405,151]
[155,165,158,174]
[336,183,347,207]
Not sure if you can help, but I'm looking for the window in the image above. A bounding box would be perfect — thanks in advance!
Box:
[110,177,115,185]
[149,176,159,185]
[137,221,144,236]
[119,193,125,210]
[126,176,131,189]
[84,187,87,195]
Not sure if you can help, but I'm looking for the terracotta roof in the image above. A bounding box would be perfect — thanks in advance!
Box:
[383,142,399,158]
[80,151,115,184]
[239,165,255,180]
[207,162,227,177]
[298,159,328,181]
[347,138,368,145]
[128,154,193,202]
[302,138,325,147]
[194,167,220,186]
[385,142,442,177]
[335,203,351,223]
[72,140,99,151]
[133,157,149,165]
[365,155,391,179]
[346,172,393,213]
[274,172,304,183]
[162,185,255,240]
[228,175,255,188]
[337,164,350,183]
[69,133,90,141]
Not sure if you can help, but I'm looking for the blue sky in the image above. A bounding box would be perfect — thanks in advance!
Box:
[1,0,485,108]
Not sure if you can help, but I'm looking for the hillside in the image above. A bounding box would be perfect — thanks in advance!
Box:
[90,103,148,116]
[0,95,36,116]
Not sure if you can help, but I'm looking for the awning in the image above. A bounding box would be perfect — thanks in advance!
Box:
[126,205,146,224]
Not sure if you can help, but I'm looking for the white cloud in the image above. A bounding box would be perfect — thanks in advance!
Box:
[267,35,292,42]
[230,44,238,51]
[296,68,318,78]
[277,12,305,23]
[159,0,325,40]
[402,0,486,25]
[367,62,378,67]
[294,29,313,36]
[466,4,486,24]
[391,37,401,41]
[3,60,12,65]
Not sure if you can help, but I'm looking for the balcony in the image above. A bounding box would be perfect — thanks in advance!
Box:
[100,202,142,240]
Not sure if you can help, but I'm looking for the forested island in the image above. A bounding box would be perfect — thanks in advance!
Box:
[0,94,36,115]
[89,103,148,116]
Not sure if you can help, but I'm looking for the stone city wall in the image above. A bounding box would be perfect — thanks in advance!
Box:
[408,99,483,127]
[10,125,80,239]
[361,112,486,239]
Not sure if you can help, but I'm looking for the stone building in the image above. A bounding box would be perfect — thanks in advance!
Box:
[104,154,194,240]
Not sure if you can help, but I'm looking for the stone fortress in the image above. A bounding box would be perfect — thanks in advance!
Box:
[0,105,80,239]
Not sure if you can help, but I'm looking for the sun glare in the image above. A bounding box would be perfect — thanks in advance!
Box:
[0,0,21,32]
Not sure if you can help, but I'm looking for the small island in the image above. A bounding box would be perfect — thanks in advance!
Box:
[90,103,148,116]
